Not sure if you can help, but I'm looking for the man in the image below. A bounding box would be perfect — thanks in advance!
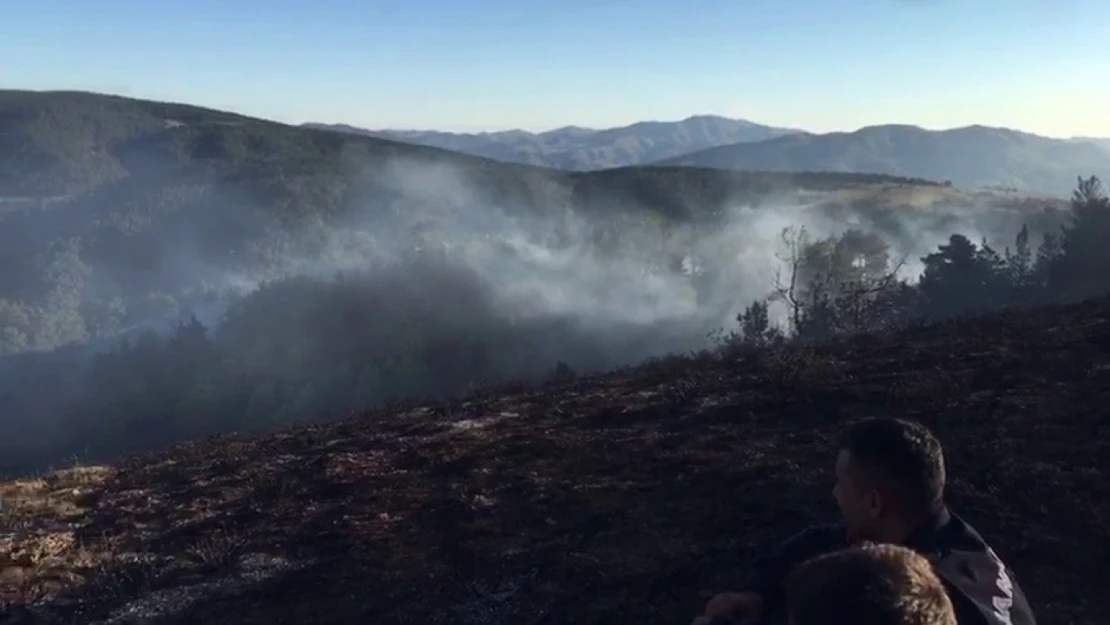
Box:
[692,417,1037,625]
[783,543,957,625]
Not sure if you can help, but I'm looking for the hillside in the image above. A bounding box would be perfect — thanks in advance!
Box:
[0,90,959,225]
[1076,137,1110,153]
[1,89,1090,479]
[655,124,1110,196]
[3,88,1058,362]
[1,295,1107,624]
[303,115,799,170]
[0,89,570,199]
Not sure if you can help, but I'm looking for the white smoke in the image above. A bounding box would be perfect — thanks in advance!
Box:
[196,157,1053,352]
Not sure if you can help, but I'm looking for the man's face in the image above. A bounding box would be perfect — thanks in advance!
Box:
[833,449,880,542]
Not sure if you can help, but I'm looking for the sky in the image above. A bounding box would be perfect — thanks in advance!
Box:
[2,0,1108,137]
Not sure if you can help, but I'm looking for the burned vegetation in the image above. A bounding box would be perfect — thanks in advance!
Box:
[1,293,1108,624]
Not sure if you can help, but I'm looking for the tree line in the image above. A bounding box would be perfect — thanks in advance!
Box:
[730,176,1109,346]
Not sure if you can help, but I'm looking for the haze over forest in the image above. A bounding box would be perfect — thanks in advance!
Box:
[0,88,1108,476]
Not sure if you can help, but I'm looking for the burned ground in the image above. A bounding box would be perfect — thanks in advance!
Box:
[2,296,1108,624]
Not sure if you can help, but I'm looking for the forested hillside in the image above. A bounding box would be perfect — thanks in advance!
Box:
[0,90,1099,475]
[1,90,983,359]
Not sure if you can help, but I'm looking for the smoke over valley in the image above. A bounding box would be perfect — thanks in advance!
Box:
[0,92,1081,475]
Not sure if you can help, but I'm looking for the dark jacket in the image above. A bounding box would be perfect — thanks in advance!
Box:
[739,508,1037,625]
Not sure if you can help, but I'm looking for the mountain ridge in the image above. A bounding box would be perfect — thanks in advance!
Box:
[302,115,800,171]
[306,115,1110,195]
[653,123,1110,195]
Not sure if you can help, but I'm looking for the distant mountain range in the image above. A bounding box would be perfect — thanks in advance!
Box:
[308,118,1110,196]
[302,116,800,171]
[657,125,1110,196]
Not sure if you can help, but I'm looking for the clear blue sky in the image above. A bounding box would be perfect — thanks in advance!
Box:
[3,0,1108,136]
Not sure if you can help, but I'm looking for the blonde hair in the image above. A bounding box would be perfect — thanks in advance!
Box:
[785,543,956,625]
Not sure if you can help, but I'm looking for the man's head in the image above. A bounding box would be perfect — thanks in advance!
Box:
[832,418,946,542]
[785,543,956,625]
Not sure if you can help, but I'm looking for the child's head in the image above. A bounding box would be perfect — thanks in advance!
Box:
[785,542,956,625]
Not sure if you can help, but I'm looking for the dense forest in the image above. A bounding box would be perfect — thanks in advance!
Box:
[1,175,1105,475]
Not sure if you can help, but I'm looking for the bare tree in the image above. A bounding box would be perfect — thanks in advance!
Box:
[769,226,811,335]
[769,225,909,338]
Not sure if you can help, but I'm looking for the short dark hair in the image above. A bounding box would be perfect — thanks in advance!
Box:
[785,543,956,625]
[841,418,946,517]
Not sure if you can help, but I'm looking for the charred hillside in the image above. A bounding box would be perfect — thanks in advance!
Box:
[2,294,1108,625]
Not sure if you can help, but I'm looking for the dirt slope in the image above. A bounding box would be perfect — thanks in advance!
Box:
[2,297,1109,624]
